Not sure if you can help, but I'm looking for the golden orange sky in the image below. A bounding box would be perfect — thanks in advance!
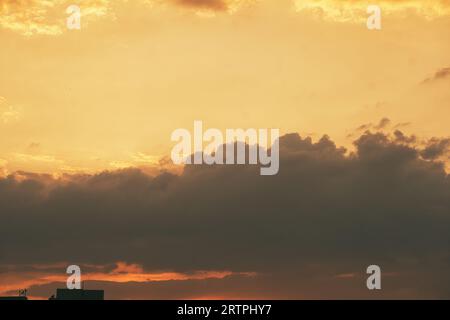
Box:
[1,0,449,174]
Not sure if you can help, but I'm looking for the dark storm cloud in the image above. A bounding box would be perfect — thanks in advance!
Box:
[1,131,450,297]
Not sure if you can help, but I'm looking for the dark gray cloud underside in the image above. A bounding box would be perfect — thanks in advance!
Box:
[0,131,449,297]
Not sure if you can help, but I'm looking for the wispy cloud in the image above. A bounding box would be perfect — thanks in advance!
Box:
[109,160,134,169]
[171,0,254,13]
[294,0,450,22]
[13,153,63,164]
[0,99,21,124]
[131,152,161,165]
[422,67,450,84]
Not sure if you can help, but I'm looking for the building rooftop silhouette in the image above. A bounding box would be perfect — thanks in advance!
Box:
[49,288,104,300]
[0,296,28,300]
[0,289,28,300]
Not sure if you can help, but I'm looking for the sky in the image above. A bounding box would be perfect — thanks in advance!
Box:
[0,0,449,299]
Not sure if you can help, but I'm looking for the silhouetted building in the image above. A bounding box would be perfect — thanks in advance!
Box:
[49,289,104,300]
[0,296,28,300]
[0,289,28,300]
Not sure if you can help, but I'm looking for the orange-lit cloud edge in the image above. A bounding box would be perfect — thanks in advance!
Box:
[0,261,258,299]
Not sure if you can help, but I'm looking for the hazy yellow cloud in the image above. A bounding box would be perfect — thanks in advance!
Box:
[2,0,450,37]
[295,0,450,22]
[0,103,21,124]
[131,152,161,165]
[13,153,63,164]
[109,160,134,169]
[0,0,113,36]
[0,0,257,35]
[1,108,19,123]
[108,153,163,170]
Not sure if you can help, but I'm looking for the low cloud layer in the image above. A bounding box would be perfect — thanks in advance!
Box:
[1,131,449,298]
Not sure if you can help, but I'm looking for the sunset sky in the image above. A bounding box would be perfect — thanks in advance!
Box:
[0,0,449,299]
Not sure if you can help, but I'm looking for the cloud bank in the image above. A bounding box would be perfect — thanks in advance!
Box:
[0,131,449,298]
